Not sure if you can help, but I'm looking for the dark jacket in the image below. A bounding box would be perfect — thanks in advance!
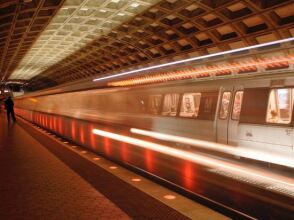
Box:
[4,98,14,111]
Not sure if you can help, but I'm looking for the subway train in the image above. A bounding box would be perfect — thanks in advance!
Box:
[15,73,294,160]
[14,73,294,219]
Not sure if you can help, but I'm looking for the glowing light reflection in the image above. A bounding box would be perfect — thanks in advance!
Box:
[92,128,294,187]
[131,178,141,182]
[183,161,195,190]
[71,120,77,139]
[130,128,294,168]
[164,195,176,200]
[89,124,96,149]
[80,124,85,144]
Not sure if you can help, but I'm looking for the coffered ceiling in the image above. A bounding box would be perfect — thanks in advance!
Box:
[9,0,160,80]
[0,0,64,82]
[1,0,294,90]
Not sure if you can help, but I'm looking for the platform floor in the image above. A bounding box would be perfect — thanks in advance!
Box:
[0,113,229,220]
[0,114,195,220]
[0,115,134,219]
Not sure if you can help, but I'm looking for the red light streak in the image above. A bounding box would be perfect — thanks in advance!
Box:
[92,128,294,187]
[183,161,195,190]
[58,117,63,134]
[46,116,48,127]
[120,139,129,162]
[80,124,85,145]
[103,128,111,156]
[145,149,155,172]
[89,124,96,149]
[53,116,57,132]
[49,117,53,130]
[71,120,76,139]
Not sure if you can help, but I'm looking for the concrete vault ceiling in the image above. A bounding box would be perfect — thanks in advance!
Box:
[0,0,65,82]
[0,0,294,90]
[9,0,161,81]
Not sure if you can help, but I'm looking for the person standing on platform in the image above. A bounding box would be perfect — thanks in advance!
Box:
[4,96,16,123]
[0,99,2,114]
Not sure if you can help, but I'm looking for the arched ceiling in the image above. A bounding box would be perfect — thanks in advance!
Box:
[9,0,161,80]
[0,0,65,83]
[1,0,294,90]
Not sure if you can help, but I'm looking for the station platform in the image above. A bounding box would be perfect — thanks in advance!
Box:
[0,114,228,220]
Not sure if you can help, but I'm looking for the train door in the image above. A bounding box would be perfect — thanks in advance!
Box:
[228,88,244,145]
[236,87,293,157]
[216,87,233,144]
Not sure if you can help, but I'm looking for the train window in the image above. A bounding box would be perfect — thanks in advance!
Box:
[232,91,244,120]
[198,92,218,120]
[266,88,294,124]
[239,88,269,124]
[161,93,180,116]
[180,93,201,118]
[219,92,231,119]
[137,96,148,113]
[148,95,162,115]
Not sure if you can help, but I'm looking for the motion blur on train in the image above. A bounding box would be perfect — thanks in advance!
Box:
[15,73,294,161]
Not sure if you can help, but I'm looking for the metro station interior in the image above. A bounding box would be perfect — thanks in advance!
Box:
[0,0,294,219]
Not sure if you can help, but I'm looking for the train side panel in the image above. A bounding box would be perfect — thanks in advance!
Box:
[14,76,294,158]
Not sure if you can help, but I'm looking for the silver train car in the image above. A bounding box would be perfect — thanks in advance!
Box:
[14,73,294,161]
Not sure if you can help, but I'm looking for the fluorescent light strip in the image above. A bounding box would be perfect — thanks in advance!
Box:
[109,56,294,86]
[130,128,294,168]
[92,128,294,187]
[93,37,294,82]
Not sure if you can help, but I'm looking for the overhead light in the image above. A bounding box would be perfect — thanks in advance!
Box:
[111,0,120,2]
[93,37,294,82]
[109,55,293,86]
[100,9,107,12]
[80,7,88,11]
[118,13,125,16]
